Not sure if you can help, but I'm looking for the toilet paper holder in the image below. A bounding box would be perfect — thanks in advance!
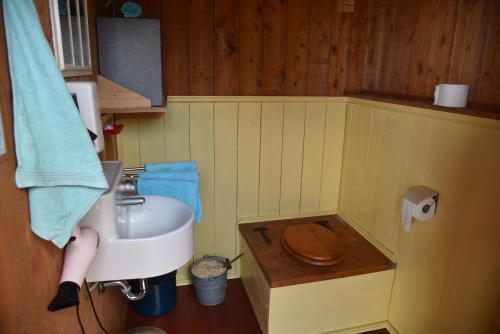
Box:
[423,194,439,213]
[401,186,439,232]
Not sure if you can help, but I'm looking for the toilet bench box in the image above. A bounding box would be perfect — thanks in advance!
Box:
[238,215,395,334]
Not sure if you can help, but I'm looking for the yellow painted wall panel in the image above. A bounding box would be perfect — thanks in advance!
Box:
[300,102,327,212]
[214,103,238,276]
[162,103,193,283]
[320,102,346,210]
[392,120,500,334]
[269,271,394,334]
[237,102,261,218]
[363,109,432,250]
[176,259,194,285]
[433,128,500,334]
[240,238,270,334]
[116,119,141,167]
[392,121,476,332]
[235,102,262,276]
[138,117,166,164]
[340,99,500,334]
[164,103,191,161]
[259,102,284,216]
[280,102,305,214]
[338,103,372,225]
[117,96,346,283]
[190,103,215,258]
[117,96,500,333]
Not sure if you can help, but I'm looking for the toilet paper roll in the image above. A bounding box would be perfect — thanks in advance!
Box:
[433,84,469,108]
[401,197,436,232]
[401,186,438,232]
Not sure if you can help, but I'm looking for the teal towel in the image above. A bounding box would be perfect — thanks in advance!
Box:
[144,161,198,173]
[138,163,202,222]
[3,0,108,248]
[139,171,198,181]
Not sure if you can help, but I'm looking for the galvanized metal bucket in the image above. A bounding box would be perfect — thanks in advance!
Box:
[191,256,228,306]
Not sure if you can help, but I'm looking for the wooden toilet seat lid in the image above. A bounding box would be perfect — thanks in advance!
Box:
[281,224,344,266]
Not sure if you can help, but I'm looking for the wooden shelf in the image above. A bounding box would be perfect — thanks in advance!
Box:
[349,91,500,121]
[97,75,166,117]
[101,107,167,119]
[100,113,113,124]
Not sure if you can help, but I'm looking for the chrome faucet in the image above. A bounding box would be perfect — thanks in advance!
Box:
[116,196,146,206]
[116,179,137,195]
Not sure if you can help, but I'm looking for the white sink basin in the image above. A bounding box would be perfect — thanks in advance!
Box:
[116,195,193,239]
[79,161,195,282]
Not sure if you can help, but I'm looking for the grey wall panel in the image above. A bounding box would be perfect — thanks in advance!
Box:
[97,17,164,106]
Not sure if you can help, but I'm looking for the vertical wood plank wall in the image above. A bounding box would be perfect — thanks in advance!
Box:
[116,97,347,283]
[97,0,500,106]
[0,1,128,333]
[97,0,366,97]
[361,0,500,107]
[339,99,500,333]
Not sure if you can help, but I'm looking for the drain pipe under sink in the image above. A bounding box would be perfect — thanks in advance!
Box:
[99,279,148,301]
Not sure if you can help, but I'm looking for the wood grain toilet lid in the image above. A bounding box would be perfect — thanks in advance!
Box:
[281,224,344,266]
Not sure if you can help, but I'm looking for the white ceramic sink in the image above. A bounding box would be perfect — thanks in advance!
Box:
[80,162,195,282]
[116,195,193,239]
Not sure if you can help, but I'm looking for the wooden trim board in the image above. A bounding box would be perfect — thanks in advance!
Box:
[167,96,350,103]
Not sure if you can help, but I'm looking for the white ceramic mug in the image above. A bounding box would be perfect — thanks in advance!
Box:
[434,84,469,108]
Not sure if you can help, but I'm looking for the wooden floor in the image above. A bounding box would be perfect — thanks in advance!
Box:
[126,278,390,334]
[125,278,262,334]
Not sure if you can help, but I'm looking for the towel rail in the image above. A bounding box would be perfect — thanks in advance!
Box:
[122,173,140,178]
[121,166,200,178]
[122,166,144,179]
[123,167,145,172]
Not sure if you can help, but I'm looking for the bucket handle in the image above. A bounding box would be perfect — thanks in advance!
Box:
[203,253,244,271]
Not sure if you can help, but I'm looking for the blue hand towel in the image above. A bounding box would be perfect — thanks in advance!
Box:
[145,161,198,173]
[139,171,198,181]
[3,0,108,248]
[138,163,202,222]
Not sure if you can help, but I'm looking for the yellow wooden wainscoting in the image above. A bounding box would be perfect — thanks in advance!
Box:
[268,271,394,334]
[339,98,500,334]
[116,96,347,284]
